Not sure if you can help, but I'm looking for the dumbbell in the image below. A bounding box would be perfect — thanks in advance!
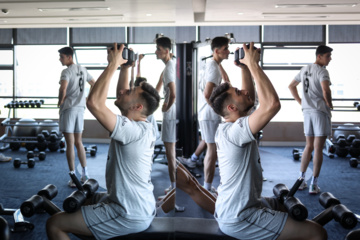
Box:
[0,216,10,240]
[27,151,46,161]
[345,228,360,240]
[349,139,360,158]
[335,135,349,157]
[13,158,35,168]
[0,203,34,233]
[63,173,99,213]
[273,177,308,221]
[84,145,97,156]
[20,184,59,218]
[292,149,312,161]
[312,192,357,229]
[33,100,41,108]
[349,158,360,168]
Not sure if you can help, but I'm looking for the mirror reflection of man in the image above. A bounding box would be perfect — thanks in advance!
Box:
[155,37,177,194]
[57,47,95,188]
[47,44,161,239]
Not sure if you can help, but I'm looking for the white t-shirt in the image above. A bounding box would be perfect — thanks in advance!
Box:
[162,59,176,120]
[107,115,156,220]
[294,63,331,118]
[59,64,93,113]
[198,59,222,121]
[214,117,263,223]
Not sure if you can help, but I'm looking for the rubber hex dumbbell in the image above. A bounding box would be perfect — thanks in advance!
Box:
[13,158,35,169]
[312,192,357,229]
[20,185,59,218]
[63,173,99,213]
[27,151,46,161]
[84,145,97,156]
[349,139,360,158]
[273,178,308,221]
[0,203,34,234]
[354,101,360,111]
[349,158,360,168]
[292,149,312,161]
[0,216,10,240]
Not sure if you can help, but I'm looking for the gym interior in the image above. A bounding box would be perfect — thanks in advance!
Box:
[0,1,360,240]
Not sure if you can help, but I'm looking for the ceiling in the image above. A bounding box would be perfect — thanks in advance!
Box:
[1,0,360,28]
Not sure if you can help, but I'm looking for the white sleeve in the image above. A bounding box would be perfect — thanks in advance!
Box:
[294,70,302,83]
[110,115,146,144]
[205,61,221,85]
[163,61,175,86]
[224,117,255,146]
[319,68,330,83]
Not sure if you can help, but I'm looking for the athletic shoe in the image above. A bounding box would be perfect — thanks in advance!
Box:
[80,175,89,183]
[164,185,173,195]
[298,180,308,190]
[309,184,321,194]
[0,154,11,162]
[68,179,76,188]
[177,156,196,168]
[208,186,218,198]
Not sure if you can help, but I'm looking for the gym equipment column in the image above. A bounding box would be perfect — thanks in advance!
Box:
[176,43,198,157]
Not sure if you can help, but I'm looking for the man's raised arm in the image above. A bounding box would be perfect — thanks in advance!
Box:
[87,43,127,132]
[243,42,281,135]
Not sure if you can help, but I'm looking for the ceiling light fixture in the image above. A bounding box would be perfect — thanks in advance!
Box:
[38,7,111,12]
[275,3,357,8]
[146,13,152,16]
[237,12,243,15]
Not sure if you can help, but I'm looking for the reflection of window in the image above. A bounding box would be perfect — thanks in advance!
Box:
[16,45,66,98]
[73,47,108,67]
[327,44,360,99]
[0,49,13,65]
[262,46,316,69]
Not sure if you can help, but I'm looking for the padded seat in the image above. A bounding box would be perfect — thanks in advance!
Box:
[110,217,237,240]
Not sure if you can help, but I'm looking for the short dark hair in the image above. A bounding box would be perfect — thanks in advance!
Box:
[316,45,333,56]
[58,47,74,57]
[211,37,230,51]
[140,82,160,116]
[156,37,172,51]
[209,82,231,117]
[134,77,147,87]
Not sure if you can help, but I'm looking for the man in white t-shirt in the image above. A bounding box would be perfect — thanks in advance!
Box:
[47,43,160,240]
[196,36,230,195]
[57,47,95,187]
[288,45,333,195]
[209,42,327,240]
[155,37,177,193]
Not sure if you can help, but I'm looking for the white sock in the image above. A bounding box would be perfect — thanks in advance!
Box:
[311,176,318,185]
[204,182,212,190]
[70,170,76,175]
[171,182,176,189]
[82,166,88,177]
[191,153,199,162]
[299,171,305,179]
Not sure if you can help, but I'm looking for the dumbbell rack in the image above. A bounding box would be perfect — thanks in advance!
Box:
[0,102,63,151]
[331,123,360,159]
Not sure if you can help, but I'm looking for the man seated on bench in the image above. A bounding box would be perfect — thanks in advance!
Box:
[208,43,327,240]
[46,43,160,240]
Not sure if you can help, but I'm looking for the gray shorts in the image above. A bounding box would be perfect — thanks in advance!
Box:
[81,192,154,240]
[161,119,176,143]
[199,120,220,143]
[303,111,331,137]
[59,108,84,133]
[218,197,288,240]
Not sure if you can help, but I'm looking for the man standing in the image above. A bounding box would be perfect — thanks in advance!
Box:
[155,37,177,193]
[288,45,333,194]
[193,36,230,195]
[58,47,95,187]
[209,42,327,240]
[47,43,160,239]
